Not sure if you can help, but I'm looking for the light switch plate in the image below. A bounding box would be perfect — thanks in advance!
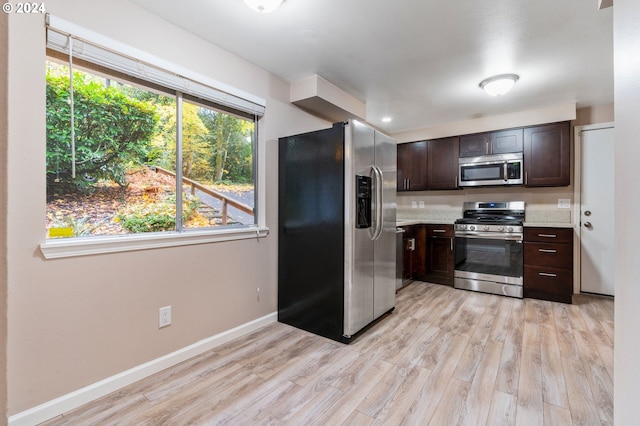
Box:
[419,201,425,208]
[558,199,571,209]
[411,201,417,208]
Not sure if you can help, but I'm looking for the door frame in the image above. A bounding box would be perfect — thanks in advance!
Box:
[572,122,614,294]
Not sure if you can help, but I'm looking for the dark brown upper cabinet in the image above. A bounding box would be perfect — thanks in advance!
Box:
[427,137,459,190]
[459,128,523,157]
[397,141,428,191]
[524,122,570,187]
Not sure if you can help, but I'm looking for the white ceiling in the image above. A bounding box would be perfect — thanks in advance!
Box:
[130,0,613,134]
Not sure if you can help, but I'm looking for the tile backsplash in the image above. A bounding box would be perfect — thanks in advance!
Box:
[397,185,574,225]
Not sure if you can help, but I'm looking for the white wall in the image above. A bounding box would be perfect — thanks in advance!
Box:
[6,0,328,415]
[613,0,640,423]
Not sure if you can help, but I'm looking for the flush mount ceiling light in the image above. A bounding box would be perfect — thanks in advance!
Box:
[243,0,284,13]
[479,74,520,96]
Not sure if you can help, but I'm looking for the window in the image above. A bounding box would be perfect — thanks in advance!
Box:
[43,18,265,251]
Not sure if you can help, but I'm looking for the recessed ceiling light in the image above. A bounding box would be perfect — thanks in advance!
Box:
[243,0,284,13]
[381,117,392,123]
[479,74,520,96]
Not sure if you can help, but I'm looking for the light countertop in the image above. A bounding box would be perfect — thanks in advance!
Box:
[396,219,451,227]
[397,208,574,229]
[523,222,574,229]
[397,219,575,228]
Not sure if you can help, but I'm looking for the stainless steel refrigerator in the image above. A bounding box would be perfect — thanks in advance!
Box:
[278,120,397,343]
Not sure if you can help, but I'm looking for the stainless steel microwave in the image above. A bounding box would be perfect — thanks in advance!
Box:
[458,153,523,187]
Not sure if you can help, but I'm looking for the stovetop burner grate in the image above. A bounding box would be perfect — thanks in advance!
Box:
[455,201,525,232]
[457,201,525,224]
[455,217,523,225]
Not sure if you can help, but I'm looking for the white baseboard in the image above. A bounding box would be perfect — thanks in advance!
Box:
[9,312,277,426]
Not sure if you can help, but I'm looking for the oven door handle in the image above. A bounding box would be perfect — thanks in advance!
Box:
[455,232,523,241]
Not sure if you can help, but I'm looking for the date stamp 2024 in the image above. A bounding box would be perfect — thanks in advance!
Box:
[2,2,46,14]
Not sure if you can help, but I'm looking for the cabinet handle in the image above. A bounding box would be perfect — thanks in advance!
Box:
[433,229,446,233]
[538,249,557,253]
[537,234,557,238]
[539,272,557,277]
[486,141,489,155]
[525,171,528,185]
[407,178,410,190]
[450,238,453,251]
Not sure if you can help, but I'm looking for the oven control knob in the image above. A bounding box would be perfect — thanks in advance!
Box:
[459,224,466,230]
[507,226,513,232]
[483,225,489,231]
[469,225,476,231]
[498,226,505,232]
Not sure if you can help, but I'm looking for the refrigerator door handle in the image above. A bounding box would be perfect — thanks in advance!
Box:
[372,165,384,240]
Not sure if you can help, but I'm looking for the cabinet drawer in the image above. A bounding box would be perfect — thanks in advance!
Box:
[524,242,573,268]
[426,224,453,237]
[524,227,573,244]
[400,225,415,239]
[524,265,572,295]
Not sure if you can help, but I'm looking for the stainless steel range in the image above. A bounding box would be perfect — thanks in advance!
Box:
[454,201,525,298]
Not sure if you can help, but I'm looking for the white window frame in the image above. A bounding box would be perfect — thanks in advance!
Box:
[40,15,268,259]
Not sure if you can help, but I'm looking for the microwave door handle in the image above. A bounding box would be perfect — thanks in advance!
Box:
[503,162,508,181]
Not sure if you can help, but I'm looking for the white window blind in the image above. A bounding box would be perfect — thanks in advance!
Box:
[45,14,266,117]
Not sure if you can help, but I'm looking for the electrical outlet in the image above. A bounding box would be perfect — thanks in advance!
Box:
[411,201,417,208]
[557,199,571,209]
[419,201,425,208]
[159,306,172,328]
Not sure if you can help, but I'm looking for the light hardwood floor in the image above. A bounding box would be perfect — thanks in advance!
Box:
[40,282,614,425]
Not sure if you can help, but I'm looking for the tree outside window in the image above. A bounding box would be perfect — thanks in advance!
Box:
[45,61,256,238]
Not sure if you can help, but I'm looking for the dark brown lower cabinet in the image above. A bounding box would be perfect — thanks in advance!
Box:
[523,227,574,304]
[413,225,427,279]
[401,226,416,281]
[423,224,454,286]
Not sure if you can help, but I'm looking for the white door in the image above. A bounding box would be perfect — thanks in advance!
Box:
[580,125,615,296]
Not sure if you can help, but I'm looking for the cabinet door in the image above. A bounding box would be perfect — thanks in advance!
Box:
[402,226,416,280]
[402,237,414,280]
[427,137,459,190]
[397,141,427,191]
[524,122,570,187]
[459,133,489,157]
[413,225,427,278]
[490,128,523,154]
[425,237,454,285]
[397,143,411,191]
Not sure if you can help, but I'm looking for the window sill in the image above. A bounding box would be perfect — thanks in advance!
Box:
[40,226,270,259]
